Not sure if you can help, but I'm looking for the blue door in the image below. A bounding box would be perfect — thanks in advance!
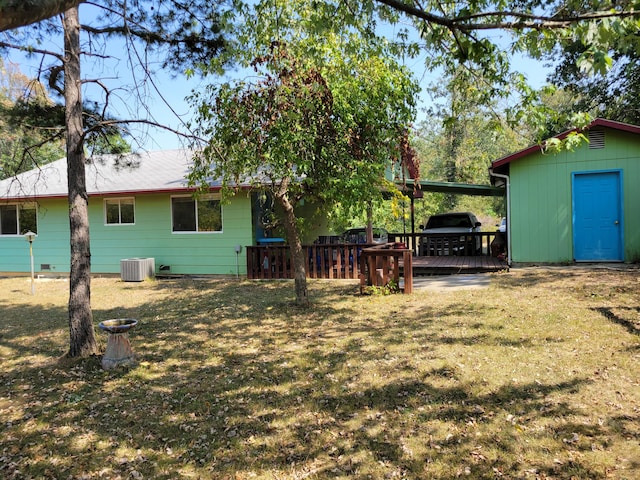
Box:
[572,171,623,261]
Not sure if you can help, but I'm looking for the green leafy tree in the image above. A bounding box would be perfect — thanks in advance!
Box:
[192,48,336,305]
[412,107,525,223]
[1,62,132,180]
[545,42,640,127]
[371,0,640,136]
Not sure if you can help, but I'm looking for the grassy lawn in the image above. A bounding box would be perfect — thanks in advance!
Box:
[1,268,639,479]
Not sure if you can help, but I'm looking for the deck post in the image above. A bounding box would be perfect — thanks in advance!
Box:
[403,251,413,294]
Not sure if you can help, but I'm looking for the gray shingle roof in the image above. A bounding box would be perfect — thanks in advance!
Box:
[0,150,226,200]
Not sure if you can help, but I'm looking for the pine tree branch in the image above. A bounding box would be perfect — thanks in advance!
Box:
[0,0,84,32]
[0,40,64,61]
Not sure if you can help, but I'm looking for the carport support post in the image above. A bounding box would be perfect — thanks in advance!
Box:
[410,196,415,236]
[489,170,511,265]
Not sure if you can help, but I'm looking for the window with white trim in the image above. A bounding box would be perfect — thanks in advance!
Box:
[0,203,37,235]
[171,195,222,232]
[105,198,135,225]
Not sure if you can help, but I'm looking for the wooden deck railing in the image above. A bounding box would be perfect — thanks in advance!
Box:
[247,245,292,280]
[389,232,501,257]
[306,243,362,279]
[246,243,377,281]
[247,243,414,294]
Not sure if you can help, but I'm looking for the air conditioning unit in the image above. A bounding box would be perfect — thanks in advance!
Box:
[120,258,155,282]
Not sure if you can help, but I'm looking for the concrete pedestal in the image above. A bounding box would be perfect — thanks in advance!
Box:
[102,332,136,369]
[99,319,138,370]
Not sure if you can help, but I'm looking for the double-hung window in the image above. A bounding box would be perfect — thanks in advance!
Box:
[0,203,37,235]
[105,198,135,225]
[171,195,222,232]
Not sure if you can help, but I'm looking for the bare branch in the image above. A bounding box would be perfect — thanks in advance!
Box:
[375,0,640,31]
[84,117,204,144]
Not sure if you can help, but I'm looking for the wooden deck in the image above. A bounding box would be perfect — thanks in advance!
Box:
[247,239,509,294]
[411,255,508,275]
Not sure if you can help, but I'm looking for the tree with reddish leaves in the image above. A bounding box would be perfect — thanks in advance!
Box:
[189,4,418,304]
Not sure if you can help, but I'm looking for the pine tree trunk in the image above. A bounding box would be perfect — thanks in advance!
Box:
[64,7,99,358]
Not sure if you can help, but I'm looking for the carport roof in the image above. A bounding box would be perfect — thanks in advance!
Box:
[401,180,503,197]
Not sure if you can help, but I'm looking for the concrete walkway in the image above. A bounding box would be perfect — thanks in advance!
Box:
[412,273,493,291]
[410,263,640,292]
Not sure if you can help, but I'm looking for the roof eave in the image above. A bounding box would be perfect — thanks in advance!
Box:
[0,184,254,202]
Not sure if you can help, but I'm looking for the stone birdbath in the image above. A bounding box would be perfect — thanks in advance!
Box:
[98,319,138,370]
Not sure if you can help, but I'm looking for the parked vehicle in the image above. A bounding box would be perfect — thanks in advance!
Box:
[340,227,389,244]
[498,217,506,233]
[421,212,482,255]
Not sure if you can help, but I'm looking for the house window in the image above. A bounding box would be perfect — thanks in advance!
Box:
[171,195,222,232]
[105,198,135,225]
[0,203,37,235]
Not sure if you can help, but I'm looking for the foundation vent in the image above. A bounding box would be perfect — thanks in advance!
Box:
[588,129,605,149]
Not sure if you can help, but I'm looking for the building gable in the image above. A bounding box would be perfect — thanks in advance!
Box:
[491,118,640,175]
[490,118,640,264]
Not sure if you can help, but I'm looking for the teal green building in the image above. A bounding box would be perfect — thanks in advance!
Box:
[0,150,326,277]
[490,119,640,264]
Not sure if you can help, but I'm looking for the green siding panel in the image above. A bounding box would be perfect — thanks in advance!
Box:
[32,199,71,273]
[0,193,255,275]
[89,194,254,275]
[510,128,640,263]
[0,198,70,273]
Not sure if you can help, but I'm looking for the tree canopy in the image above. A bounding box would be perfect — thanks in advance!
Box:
[3,1,639,141]
[546,39,640,128]
[368,0,640,136]
[0,59,133,181]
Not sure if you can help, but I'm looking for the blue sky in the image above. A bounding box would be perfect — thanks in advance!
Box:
[5,5,551,152]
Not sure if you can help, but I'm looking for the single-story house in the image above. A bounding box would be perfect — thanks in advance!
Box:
[0,150,327,276]
[490,118,640,264]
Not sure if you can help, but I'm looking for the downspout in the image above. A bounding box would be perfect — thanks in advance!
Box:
[489,169,512,266]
